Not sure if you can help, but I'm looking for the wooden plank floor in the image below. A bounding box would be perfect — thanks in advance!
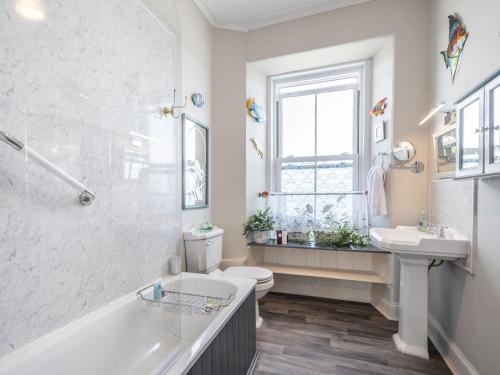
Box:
[255,293,451,375]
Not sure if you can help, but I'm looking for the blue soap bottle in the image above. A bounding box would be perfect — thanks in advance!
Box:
[153,281,162,300]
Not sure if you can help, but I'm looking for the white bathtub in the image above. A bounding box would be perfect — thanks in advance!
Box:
[0,273,256,375]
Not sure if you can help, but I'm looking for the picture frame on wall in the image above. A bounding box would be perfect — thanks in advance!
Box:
[374,120,386,143]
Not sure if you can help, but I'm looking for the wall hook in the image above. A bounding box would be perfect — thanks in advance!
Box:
[161,89,187,119]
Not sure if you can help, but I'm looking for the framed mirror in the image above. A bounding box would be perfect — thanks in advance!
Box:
[182,115,208,209]
[434,127,457,178]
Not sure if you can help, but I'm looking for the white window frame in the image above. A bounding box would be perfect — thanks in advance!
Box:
[271,65,363,194]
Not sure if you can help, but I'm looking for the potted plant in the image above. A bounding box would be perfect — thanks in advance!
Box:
[315,219,370,249]
[243,207,275,244]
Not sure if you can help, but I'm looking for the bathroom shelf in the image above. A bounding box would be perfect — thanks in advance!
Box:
[248,241,390,254]
[261,263,389,284]
[137,284,234,316]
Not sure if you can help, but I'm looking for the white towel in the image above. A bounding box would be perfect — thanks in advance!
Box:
[367,165,387,217]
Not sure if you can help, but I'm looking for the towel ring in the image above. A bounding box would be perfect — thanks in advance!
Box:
[372,153,387,168]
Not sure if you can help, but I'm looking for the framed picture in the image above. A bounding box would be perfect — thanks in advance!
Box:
[434,126,457,178]
[182,114,209,209]
[374,121,386,143]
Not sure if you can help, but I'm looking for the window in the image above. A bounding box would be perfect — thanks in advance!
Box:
[271,66,365,229]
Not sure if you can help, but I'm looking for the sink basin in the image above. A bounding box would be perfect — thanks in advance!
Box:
[370,226,469,259]
[369,225,470,359]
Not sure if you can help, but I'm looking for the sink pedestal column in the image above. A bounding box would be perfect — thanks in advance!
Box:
[393,256,430,359]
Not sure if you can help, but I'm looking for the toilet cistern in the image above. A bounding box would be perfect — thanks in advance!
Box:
[183,226,274,329]
[370,225,469,359]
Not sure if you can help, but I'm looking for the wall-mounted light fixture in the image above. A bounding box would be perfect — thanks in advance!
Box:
[418,101,445,126]
[15,0,45,21]
[161,89,187,119]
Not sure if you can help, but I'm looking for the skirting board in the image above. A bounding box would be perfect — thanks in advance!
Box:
[372,298,399,321]
[428,314,479,375]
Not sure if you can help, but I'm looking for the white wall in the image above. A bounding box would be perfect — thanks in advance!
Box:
[176,0,213,233]
[245,65,267,217]
[427,1,500,374]
[370,37,394,229]
[369,37,400,317]
[212,29,249,263]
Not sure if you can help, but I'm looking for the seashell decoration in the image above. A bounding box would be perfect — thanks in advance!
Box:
[249,137,264,159]
[191,93,205,108]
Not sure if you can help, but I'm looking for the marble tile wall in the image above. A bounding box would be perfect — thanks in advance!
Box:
[428,179,475,271]
[0,0,179,355]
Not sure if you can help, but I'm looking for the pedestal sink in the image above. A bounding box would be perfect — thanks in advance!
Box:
[370,226,469,359]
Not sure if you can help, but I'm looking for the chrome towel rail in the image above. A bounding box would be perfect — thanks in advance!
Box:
[372,152,425,174]
[0,131,95,206]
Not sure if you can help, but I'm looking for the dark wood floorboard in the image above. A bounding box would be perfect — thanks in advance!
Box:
[255,293,451,375]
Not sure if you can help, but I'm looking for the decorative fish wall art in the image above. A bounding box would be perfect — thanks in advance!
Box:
[246,97,266,123]
[371,97,387,117]
[441,14,469,84]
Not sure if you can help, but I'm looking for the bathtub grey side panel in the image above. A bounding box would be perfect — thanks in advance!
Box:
[187,289,256,375]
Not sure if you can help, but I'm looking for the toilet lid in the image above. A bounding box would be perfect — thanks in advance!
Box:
[223,266,273,283]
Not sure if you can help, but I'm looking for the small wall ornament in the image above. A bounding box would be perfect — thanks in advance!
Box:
[374,120,386,143]
[441,14,469,84]
[371,97,387,117]
[249,137,264,159]
[246,97,266,123]
[191,93,205,108]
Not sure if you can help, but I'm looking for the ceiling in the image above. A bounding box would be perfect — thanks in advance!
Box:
[193,0,373,32]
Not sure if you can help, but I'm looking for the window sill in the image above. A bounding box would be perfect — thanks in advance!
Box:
[247,240,389,254]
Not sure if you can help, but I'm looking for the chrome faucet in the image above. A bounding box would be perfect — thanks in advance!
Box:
[426,224,447,239]
[438,226,448,239]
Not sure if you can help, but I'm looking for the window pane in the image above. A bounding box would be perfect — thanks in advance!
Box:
[316,194,353,225]
[317,89,354,156]
[280,77,357,95]
[316,160,353,193]
[280,161,315,193]
[281,95,315,157]
[460,99,480,170]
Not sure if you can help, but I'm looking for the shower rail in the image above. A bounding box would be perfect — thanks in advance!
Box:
[0,131,95,206]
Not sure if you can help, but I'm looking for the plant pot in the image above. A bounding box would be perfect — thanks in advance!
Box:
[253,231,269,244]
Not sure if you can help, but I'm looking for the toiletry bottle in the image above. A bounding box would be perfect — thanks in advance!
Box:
[276,229,283,245]
[282,228,288,245]
[153,281,162,300]
[308,230,315,244]
[417,211,428,232]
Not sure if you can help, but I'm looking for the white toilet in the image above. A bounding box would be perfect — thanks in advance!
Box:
[183,227,274,328]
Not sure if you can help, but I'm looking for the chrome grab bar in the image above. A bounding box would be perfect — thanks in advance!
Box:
[0,130,95,206]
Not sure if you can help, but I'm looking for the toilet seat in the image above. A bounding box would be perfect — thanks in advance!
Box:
[222,266,273,284]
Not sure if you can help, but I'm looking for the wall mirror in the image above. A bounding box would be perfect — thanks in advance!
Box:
[182,115,208,209]
[435,127,457,178]
[393,141,416,162]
